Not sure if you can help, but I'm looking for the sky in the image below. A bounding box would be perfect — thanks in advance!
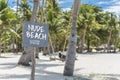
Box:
[8,0,120,15]
[58,0,120,15]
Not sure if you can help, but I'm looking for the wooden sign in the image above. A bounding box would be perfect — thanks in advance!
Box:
[23,22,48,47]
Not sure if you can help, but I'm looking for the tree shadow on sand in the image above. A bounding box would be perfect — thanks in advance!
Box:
[0,56,14,58]
[88,73,120,80]
[0,74,30,79]
[0,63,17,69]
[35,59,92,80]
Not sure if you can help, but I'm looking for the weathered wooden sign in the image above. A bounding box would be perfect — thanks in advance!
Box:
[23,22,48,47]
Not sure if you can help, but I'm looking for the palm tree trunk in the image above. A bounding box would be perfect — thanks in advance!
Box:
[49,33,55,53]
[107,30,112,53]
[87,37,91,52]
[63,0,80,76]
[79,28,86,53]
[18,0,39,66]
[113,37,117,53]
[35,48,39,58]
[54,35,57,52]
[41,0,44,23]
[0,31,1,56]
[79,33,84,53]
[42,0,55,56]
[0,45,1,56]
[62,37,67,52]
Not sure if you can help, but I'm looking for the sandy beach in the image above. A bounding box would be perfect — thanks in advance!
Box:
[0,53,120,80]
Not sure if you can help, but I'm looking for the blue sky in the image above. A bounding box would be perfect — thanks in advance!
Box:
[58,0,120,15]
[8,0,120,15]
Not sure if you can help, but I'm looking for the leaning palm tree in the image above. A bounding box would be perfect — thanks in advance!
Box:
[77,4,102,53]
[63,0,80,76]
[106,13,117,53]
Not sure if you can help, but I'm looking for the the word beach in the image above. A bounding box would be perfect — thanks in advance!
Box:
[23,22,48,47]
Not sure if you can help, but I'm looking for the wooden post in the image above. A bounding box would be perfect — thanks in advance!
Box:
[30,0,39,79]
[30,47,36,80]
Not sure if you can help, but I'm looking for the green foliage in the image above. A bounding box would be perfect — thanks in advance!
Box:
[0,0,7,11]
[77,4,119,51]
[19,0,32,21]
[0,0,20,51]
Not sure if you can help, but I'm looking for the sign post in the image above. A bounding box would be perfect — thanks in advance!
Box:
[22,22,48,80]
[31,47,36,80]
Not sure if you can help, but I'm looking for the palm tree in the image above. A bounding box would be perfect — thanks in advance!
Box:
[63,0,80,76]
[0,0,19,53]
[98,12,118,52]
[19,0,32,21]
[106,13,117,53]
[18,0,39,66]
[115,15,120,51]
[77,4,102,53]
[60,11,71,52]
[0,0,9,50]
[46,0,61,52]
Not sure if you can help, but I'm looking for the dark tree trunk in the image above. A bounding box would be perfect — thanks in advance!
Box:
[87,38,91,52]
[35,48,39,58]
[62,37,67,52]
[107,31,112,53]
[79,26,86,53]
[18,0,39,66]
[43,34,54,56]
[79,33,84,53]
[18,55,30,66]
[18,48,33,66]
[43,47,48,55]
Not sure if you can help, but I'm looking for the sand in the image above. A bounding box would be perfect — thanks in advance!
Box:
[0,53,120,80]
